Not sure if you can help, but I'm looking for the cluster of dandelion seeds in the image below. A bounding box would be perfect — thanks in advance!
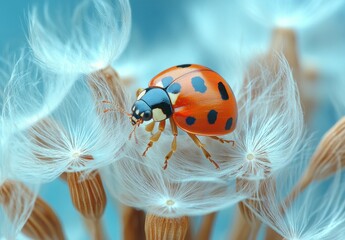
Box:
[1,0,345,239]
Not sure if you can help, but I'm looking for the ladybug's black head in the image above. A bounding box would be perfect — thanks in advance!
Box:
[131,100,152,125]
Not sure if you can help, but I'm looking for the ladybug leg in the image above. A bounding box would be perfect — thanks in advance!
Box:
[209,136,235,146]
[142,120,166,156]
[163,118,178,170]
[187,133,220,169]
[145,121,156,134]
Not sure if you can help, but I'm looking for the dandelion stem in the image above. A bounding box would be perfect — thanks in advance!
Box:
[270,27,316,120]
[122,205,146,240]
[270,28,300,73]
[229,207,260,240]
[84,218,107,240]
[196,212,217,240]
[286,117,345,205]
[265,227,284,240]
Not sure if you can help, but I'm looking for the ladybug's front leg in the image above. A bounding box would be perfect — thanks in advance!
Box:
[187,133,220,169]
[163,118,178,170]
[142,120,166,156]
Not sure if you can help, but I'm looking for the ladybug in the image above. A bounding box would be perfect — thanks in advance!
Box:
[130,64,237,169]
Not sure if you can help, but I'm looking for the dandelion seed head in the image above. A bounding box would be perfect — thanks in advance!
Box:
[102,156,251,218]
[204,54,305,181]
[29,0,131,75]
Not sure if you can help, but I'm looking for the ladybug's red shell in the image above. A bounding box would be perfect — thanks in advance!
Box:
[149,64,237,136]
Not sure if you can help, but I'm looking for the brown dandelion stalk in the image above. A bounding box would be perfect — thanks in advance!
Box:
[145,214,189,240]
[286,117,345,206]
[0,181,65,240]
[196,212,217,240]
[83,218,106,240]
[264,118,345,239]
[265,227,284,240]
[270,28,300,73]
[230,208,261,240]
[231,177,275,240]
[122,205,146,240]
[269,27,317,119]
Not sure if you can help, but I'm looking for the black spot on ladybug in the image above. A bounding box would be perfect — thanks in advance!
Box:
[192,77,207,93]
[218,82,229,100]
[161,76,173,88]
[167,82,181,94]
[186,116,196,125]
[225,118,233,130]
[207,110,218,124]
[177,64,192,68]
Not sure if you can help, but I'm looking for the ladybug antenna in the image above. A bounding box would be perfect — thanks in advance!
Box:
[102,100,131,117]
[129,119,142,144]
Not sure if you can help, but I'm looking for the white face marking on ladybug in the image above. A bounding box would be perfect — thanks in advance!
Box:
[168,92,179,105]
[152,108,167,121]
[135,109,140,115]
[131,116,137,123]
[137,89,146,100]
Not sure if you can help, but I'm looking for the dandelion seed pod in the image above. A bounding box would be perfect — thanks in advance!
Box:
[0,181,14,204]
[23,196,65,240]
[145,214,189,240]
[67,171,106,219]
[308,117,345,179]
[89,66,127,111]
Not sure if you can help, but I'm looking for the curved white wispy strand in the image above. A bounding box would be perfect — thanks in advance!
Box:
[241,0,345,29]
[208,55,304,180]
[11,78,131,182]
[1,54,77,137]
[247,159,345,240]
[28,0,131,75]
[0,177,39,239]
[102,156,251,218]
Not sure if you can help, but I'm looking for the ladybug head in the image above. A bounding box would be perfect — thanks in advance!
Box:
[130,100,152,125]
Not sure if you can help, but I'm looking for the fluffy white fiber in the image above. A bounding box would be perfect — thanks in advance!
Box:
[9,77,131,183]
[0,180,39,239]
[247,159,345,240]
[102,155,252,218]
[28,0,131,75]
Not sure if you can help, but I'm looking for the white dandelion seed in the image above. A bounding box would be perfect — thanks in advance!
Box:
[212,55,304,180]
[28,0,131,75]
[1,54,77,136]
[241,0,345,29]
[246,158,345,240]
[11,78,131,183]
[102,154,252,218]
